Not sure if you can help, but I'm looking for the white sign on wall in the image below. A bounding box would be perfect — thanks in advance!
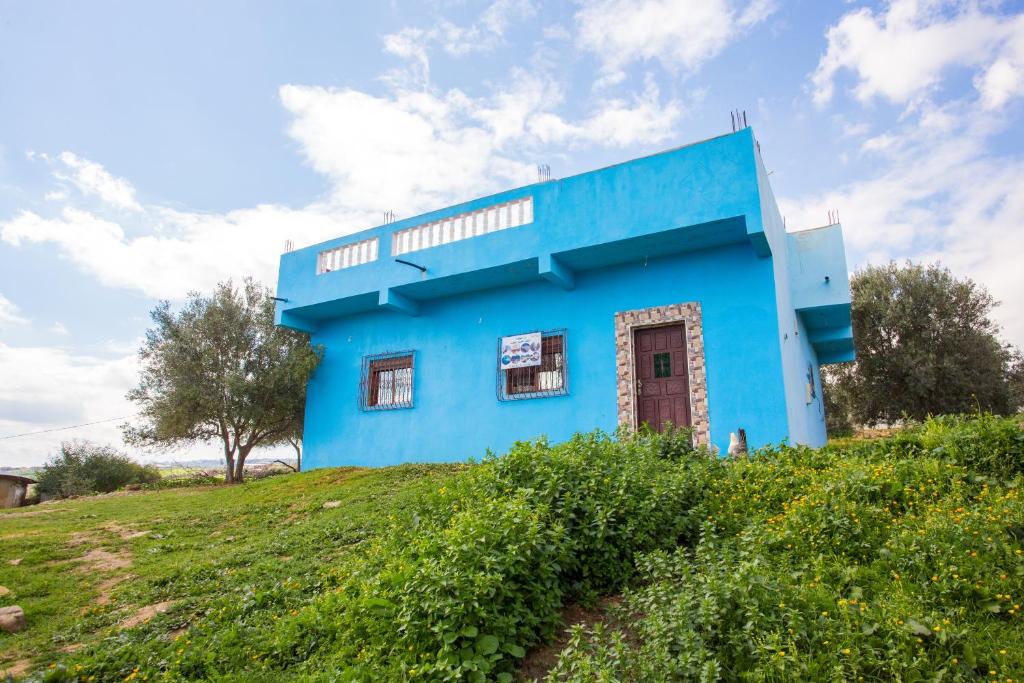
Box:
[500,332,542,369]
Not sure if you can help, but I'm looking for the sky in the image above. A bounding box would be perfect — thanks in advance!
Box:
[2,0,1024,467]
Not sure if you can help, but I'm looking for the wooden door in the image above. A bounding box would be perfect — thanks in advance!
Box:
[634,324,691,432]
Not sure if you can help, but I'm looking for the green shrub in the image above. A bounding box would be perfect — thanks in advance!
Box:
[140,472,223,490]
[266,431,717,681]
[36,441,161,498]
[546,423,1024,682]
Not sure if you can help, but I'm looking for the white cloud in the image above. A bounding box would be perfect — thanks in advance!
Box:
[1,203,355,300]
[383,27,432,86]
[0,293,29,328]
[976,55,1024,110]
[54,151,142,210]
[798,1,1024,347]
[5,68,682,304]
[811,0,1024,109]
[280,84,535,216]
[541,23,571,41]
[780,102,1024,348]
[49,322,69,335]
[0,341,138,466]
[383,0,537,79]
[480,0,537,37]
[574,0,777,86]
[528,74,681,146]
[281,74,681,215]
[860,133,897,153]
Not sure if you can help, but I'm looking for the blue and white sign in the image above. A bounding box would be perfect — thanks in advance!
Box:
[500,332,542,369]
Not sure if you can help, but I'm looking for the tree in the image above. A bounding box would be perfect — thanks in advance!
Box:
[125,278,322,483]
[825,262,1016,427]
[1008,349,1024,414]
[37,441,160,498]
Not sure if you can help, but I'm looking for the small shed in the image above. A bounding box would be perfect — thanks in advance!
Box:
[0,474,36,508]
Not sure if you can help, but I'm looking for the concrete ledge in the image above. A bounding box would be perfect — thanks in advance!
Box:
[538,253,575,290]
[379,288,420,316]
[277,309,318,334]
[809,325,853,346]
[819,348,855,364]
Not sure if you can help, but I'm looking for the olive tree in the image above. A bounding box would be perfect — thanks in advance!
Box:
[824,262,1017,428]
[125,278,321,483]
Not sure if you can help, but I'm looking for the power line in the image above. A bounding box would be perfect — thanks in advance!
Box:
[0,415,136,441]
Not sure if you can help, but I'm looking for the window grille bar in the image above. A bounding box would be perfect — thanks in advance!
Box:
[360,351,415,410]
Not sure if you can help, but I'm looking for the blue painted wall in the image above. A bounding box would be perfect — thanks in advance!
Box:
[754,152,829,447]
[278,128,855,467]
[302,243,787,468]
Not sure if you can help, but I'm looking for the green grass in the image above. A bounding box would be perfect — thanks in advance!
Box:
[3,415,1022,682]
[0,464,462,679]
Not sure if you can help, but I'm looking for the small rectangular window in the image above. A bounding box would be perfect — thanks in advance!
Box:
[497,329,569,401]
[360,351,415,410]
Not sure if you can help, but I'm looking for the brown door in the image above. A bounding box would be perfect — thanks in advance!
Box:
[634,324,691,432]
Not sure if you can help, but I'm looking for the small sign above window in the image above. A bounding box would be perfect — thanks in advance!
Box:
[496,329,568,401]
[499,332,542,369]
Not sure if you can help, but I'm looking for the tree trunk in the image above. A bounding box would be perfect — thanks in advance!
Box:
[223,448,236,484]
[234,444,252,483]
[221,425,237,484]
[291,438,302,472]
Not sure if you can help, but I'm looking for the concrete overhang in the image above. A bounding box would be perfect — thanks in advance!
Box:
[277,215,752,330]
[787,224,856,365]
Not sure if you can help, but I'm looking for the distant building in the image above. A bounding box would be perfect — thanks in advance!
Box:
[0,474,36,508]
[275,128,855,468]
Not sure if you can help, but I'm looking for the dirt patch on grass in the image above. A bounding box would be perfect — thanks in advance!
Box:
[67,531,94,547]
[167,625,189,639]
[518,597,624,682]
[78,548,132,572]
[103,522,150,540]
[0,658,33,679]
[2,506,60,517]
[91,575,133,607]
[120,601,174,629]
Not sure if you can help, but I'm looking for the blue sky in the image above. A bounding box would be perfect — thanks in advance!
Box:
[2,0,1023,466]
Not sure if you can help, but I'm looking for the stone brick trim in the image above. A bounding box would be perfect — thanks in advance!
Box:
[614,302,710,446]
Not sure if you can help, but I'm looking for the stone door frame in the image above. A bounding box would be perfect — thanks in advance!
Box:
[613,302,710,446]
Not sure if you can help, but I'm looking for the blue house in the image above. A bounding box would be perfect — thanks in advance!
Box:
[275,128,855,468]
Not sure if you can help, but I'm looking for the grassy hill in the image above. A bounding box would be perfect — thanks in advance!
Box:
[2,415,1023,681]
[0,464,462,680]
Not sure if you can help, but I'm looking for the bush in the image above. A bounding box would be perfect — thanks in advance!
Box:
[547,421,1024,681]
[35,441,161,498]
[264,431,717,681]
[140,472,223,490]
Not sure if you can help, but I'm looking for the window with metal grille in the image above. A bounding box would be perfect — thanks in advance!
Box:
[360,351,415,410]
[496,330,568,401]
